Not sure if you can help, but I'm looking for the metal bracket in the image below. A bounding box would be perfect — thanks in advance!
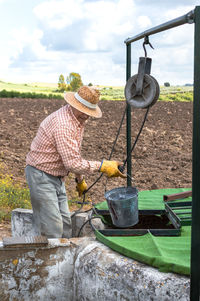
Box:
[186,10,194,24]
[135,57,152,95]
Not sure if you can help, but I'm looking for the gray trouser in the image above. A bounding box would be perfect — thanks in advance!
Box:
[25,165,72,238]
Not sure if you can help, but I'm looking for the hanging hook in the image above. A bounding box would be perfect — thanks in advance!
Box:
[143,36,154,57]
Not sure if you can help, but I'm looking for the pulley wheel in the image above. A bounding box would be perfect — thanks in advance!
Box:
[148,75,160,107]
[125,74,159,109]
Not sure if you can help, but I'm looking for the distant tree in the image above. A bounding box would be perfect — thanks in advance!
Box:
[164,82,170,87]
[88,83,93,86]
[58,74,67,92]
[66,72,83,91]
[59,74,65,83]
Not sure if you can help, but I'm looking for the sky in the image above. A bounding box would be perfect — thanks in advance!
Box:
[0,0,199,86]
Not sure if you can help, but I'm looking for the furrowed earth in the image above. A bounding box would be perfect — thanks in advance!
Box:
[0,97,192,239]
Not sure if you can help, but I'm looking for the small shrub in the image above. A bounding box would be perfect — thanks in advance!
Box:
[0,164,31,222]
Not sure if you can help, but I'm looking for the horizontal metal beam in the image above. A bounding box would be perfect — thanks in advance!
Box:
[125,10,194,45]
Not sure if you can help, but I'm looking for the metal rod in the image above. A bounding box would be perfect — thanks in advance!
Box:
[125,10,194,45]
[190,6,200,301]
[126,43,132,186]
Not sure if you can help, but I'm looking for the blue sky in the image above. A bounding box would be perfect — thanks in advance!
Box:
[0,0,199,86]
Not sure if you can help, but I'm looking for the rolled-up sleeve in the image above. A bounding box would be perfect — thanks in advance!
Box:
[54,126,100,175]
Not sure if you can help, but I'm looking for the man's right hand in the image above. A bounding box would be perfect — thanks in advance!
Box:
[99,160,126,178]
[76,178,88,196]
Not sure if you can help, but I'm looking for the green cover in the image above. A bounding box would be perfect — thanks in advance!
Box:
[95,188,191,276]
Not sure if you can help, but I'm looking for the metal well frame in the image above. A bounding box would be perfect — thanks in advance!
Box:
[124,7,200,301]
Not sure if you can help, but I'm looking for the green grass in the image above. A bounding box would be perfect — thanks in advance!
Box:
[159,91,193,102]
[0,80,57,93]
[99,85,193,102]
[0,80,193,102]
[0,80,62,98]
[0,89,63,99]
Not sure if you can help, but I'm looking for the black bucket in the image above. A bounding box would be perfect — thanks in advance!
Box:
[105,186,138,228]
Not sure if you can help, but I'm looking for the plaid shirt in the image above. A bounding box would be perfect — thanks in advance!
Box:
[26,105,101,177]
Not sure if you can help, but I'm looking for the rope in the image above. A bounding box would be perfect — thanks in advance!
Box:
[81,104,127,194]
[72,104,150,216]
[73,106,150,238]
[121,106,150,172]
[73,36,153,227]
[71,104,127,216]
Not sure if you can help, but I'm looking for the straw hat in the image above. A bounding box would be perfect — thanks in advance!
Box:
[64,86,102,118]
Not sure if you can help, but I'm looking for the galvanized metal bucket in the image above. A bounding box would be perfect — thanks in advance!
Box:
[105,186,138,228]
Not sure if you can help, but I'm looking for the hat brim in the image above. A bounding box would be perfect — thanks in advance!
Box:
[64,92,102,118]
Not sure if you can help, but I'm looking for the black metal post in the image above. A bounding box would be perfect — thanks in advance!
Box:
[126,43,132,186]
[124,5,199,300]
[191,6,200,301]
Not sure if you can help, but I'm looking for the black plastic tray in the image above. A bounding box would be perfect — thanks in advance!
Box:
[91,208,181,236]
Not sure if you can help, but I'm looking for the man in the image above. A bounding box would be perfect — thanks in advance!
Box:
[25,85,125,238]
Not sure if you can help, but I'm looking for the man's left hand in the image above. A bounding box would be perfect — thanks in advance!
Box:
[76,178,88,196]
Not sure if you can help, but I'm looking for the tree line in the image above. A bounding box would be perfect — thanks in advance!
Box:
[58,72,92,92]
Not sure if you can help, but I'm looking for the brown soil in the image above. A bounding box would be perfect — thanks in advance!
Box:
[0,98,192,239]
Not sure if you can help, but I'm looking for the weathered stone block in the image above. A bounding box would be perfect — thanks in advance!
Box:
[11,208,40,237]
[11,208,105,239]
[72,212,105,237]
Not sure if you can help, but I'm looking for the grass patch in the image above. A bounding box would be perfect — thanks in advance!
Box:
[0,81,58,94]
[159,91,193,102]
[0,80,194,102]
[100,86,193,102]
[0,89,63,99]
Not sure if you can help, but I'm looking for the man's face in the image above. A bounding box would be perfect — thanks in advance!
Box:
[71,106,89,125]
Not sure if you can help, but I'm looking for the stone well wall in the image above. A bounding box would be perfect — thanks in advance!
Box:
[0,237,190,301]
[0,209,190,301]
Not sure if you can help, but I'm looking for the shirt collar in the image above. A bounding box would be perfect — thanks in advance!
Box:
[67,105,85,128]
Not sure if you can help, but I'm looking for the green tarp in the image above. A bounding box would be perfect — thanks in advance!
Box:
[95,188,191,276]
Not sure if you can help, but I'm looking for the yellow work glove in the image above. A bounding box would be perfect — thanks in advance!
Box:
[99,160,126,178]
[76,178,88,197]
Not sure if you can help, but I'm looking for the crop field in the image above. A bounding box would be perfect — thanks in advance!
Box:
[0,81,193,238]
[0,82,193,236]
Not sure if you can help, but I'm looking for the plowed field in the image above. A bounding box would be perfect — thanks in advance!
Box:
[0,97,193,238]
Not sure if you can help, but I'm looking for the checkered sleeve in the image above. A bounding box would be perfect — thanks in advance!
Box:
[54,126,101,175]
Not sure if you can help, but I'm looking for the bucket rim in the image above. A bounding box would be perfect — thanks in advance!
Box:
[105,186,138,201]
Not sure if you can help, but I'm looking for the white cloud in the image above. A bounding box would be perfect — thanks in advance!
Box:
[137,16,152,29]
[164,5,195,20]
[1,0,198,85]
[33,0,136,52]
[33,0,84,29]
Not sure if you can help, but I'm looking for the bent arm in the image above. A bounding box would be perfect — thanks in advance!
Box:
[54,126,101,176]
